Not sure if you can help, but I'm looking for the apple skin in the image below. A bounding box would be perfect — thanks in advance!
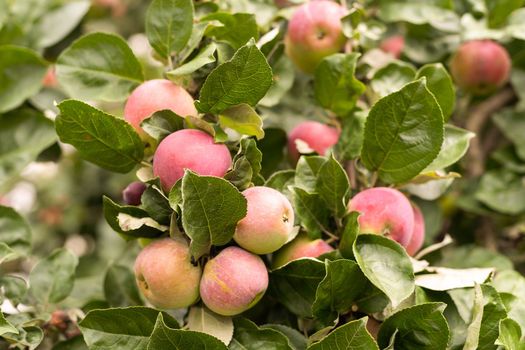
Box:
[124,79,198,137]
[42,67,58,88]
[234,186,295,254]
[288,121,340,163]
[347,187,414,247]
[134,238,202,309]
[406,204,425,256]
[122,181,146,206]
[200,246,268,316]
[272,233,334,269]
[450,40,511,95]
[285,0,347,73]
[380,35,404,58]
[153,129,232,191]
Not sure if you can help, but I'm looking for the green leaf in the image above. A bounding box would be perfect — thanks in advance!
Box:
[361,79,444,184]
[259,56,295,107]
[424,125,474,172]
[1,325,43,350]
[167,43,217,78]
[308,317,379,350]
[479,285,509,350]
[0,46,47,113]
[0,242,18,265]
[265,170,295,194]
[202,12,259,50]
[0,205,31,256]
[79,307,179,350]
[314,53,366,116]
[258,128,287,178]
[496,318,523,350]
[262,324,307,350]
[103,196,167,239]
[186,306,233,346]
[370,61,416,98]
[229,318,292,350]
[270,259,326,317]
[141,185,172,224]
[338,211,360,259]
[485,0,525,28]
[181,171,247,259]
[334,111,366,161]
[378,2,460,32]
[494,110,525,161]
[416,63,455,120]
[312,260,367,325]
[225,138,263,190]
[0,108,56,186]
[29,248,78,304]
[463,285,485,350]
[56,32,144,101]
[104,264,142,307]
[315,156,349,218]
[295,156,327,193]
[140,110,185,142]
[218,104,264,140]
[0,275,27,305]
[145,0,193,60]
[476,169,525,215]
[291,187,330,240]
[0,312,18,337]
[196,39,272,114]
[353,234,415,308]
[56,100,144,173]
[148,313,227,350]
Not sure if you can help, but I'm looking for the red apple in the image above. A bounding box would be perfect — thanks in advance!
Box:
[272,233,334,268]
[288,121,340,163]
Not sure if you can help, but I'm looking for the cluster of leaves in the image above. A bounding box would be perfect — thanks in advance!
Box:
[1,0,525,349]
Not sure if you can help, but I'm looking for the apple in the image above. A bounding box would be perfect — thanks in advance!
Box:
[153,129,232,191]
[288,121,340,163]
[272,233,334,268]
[124,79,198,137]
[347,187,414,247]
[200,246,268,316]
[406,204,425,256]
[134,238,201,309]
[450,40,511,95]
[234,186,295,254]
[380,35,404,58]
[285,0,347,73]
[122,181,146,205]
[42,66,58,88]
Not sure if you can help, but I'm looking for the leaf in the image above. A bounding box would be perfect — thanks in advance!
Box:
[494,110,525,161]
[0,205,31,256]
[218,104,264,140]
[140,185,173,224]
[167,43,217,78]
[187,306,233,346]
[415,267,493,291]
[338,211,360,259]
[485,0,525,28]
[1,325,43,350]
[195,39,272,114]
[479,285,509,350]
[56,100,144,173]
[140,110,185,142]
[461,285,484,350]
[269,259,326,317]
[291,187,330,240]
[370,61,416,98]
[265,170,295,194]
[308,317,379,350]
[103,196,167,239]
[315,156,349,218]
[32,1,90,48]
[258,128,287,178]
[496,318,523,350]
[0,275,27,305]
[416,63,455,120]
[79,307,179,350]
[0,46,47,113]
[148,313,227,350]
[361,79,444,184]
[229,318,292,350]
[181,171,247,259]
[103,264,142,307]
[262,324,307,350]
[378,2,460,32]
[0,242,18,265]
[56,32,144,101]
[312,259,367,325]
[225,138,263,190]
[202,12,259,50]
[353,234,415,308]
[334,111,367,161]
[0,312,18,337]
[29,248,78,304]
[259,56,295,107]
[476,169,525,215]
[145,0,193,60]
[314,53,366,116]
[295,156,327,193]
[377,303,450,349]
[424,125,474,172]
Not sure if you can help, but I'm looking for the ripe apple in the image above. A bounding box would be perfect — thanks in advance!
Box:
[124,79,197,137]
[406,204,425,256]
[347,187,414,247]
[234,186,295,254]
[287,121,340,163]
[272,233,334,268]
[450,40,511,95]
[134,238,201,309]
[153,129,232,191]
[122,181,146,205]
[200,246,268,316]
[380,35,404,58]
[285,0,347,73]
